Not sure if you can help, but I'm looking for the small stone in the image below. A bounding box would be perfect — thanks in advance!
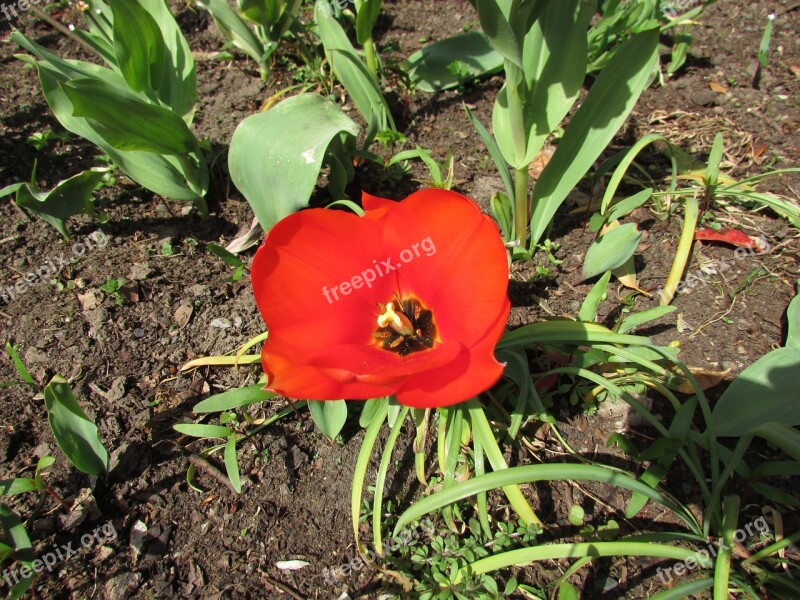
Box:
[210,318,232,330]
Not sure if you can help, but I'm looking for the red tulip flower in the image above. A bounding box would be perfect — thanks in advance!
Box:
[251,189,510,408]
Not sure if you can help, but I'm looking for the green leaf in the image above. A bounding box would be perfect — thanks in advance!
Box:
[12,169,106,239]
[43,376,109,476]
[578,271,611,322]
[135,0,198,120]
[355,0,383,45]
[109,0,166,97]
[711,347,800,436]
[5,343,35,386]
[224,433,242,493]
[498,320,651,350]
[197,0,266,66]
[62,78,198,155]
[617,306,677,334]
[464,104,514,201]
[0,478,39,497]
[193,385,275,413]
[404,32,503,92]
[530,28,659,245]
[786,292,800,350]
[173,423,233,438]
[229,93,359,232]
[308,400,348,440]
[315,0,393,143]
[474,0,522,68]
[558,581,579,600]
[582,223,642,280]
[605,188,653,224]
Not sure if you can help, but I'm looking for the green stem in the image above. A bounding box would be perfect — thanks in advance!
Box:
[363,37,378,81]
[659,195,698,305]
[514,166,529,249]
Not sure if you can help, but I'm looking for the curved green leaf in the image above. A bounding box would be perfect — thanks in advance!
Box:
[582,223,642,280]
[308,399,348,440]
[194,385,275,413]
[229,93,359,232]
[530,28,659,245]
[711,348,800,436]
[43,376,108,476]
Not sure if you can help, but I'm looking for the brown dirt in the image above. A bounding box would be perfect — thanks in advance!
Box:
[1,1,798,598]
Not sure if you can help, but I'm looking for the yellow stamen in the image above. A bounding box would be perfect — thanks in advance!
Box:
[376,302,414,336]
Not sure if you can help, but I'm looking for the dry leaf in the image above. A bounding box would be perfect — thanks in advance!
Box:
[673,366,731,393]
[173,304,193,329]
[695,228,760,249]
[790,64,800,78]
[528,145,554,180]
[709,81,729,93]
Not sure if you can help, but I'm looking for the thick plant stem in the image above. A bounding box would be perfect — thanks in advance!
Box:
[514,166,530,249]
[363,37,378,81]
[659,195,699,305]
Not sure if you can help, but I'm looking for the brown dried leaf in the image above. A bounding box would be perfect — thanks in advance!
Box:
[673,366,731,393]
[709,81,729,93]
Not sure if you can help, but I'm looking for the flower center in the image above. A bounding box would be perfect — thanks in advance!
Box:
[374,294,437,357]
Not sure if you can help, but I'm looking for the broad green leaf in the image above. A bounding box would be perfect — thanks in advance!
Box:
[751,423,800,463]
[578,271,611,322]
[62,78,198,155]
[135,0,198,120]
[224,433,242,493]
[474,0,522,68]
[109,0,165,98]
[617,306,677,334]
[308,400,347,440]
[229,93,359,232]
[194,385,275,413]
[13,169,106,239]
[493,0,589,168]
[0,505,35,598]
[786,293,800,350]
[206,244,244,268]
[314,0,393,143]
[582,223,642,280]
[711,347,800,436]
[530,28,660,245]
[606,188,653,224]
[13,34,206,201]
[404,32,503,92]
[43,376,109,476]
[173,423,233,438]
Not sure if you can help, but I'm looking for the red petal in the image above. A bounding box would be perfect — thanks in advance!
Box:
[694,228,759,249]
[252,189,510,406]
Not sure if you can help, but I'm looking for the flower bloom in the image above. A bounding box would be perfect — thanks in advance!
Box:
[251,189,510,408]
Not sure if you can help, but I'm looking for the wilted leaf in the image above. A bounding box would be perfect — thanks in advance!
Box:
[709,81,729,93]
[695,228,759,249]
[671,366,731,393]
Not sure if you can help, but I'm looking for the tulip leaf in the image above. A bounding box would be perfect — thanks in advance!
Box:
[530,27,659,246]
[11,169,106,239]
[578,271,612,322]
[786,293,800,350]
[62,78,197,156]
[197,0,265,66]
[173,424,233,438]
[109,0,165,98]
[404,32,503,92]
[355,0,383,45]
[308,400,348,441]
[12,33,207,203]
[224,433,242,493]
[582,223,642,280]
[43,376,109,476]
[228,93,359,232]
[711,347,800,436]
[617,306,677,334]
[193,385,276,413]
[314,0,393,143]
[473,0,522,68]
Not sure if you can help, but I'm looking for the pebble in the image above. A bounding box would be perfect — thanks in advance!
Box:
[210,318,232,330]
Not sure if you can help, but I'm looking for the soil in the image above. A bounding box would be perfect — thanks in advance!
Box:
[1,1,798,599]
